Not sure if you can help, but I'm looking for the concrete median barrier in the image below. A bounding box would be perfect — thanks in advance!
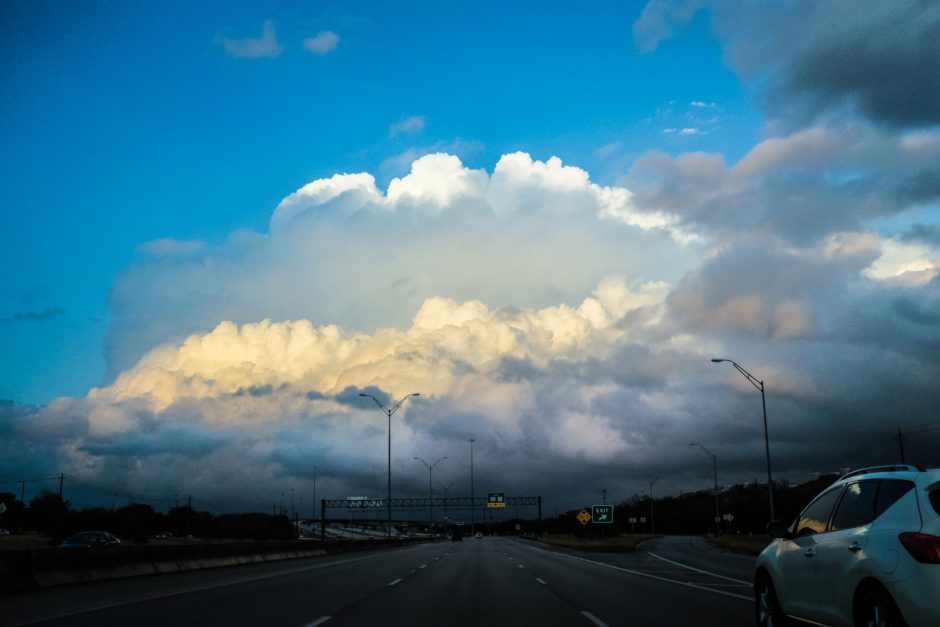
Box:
[0,537,418,593]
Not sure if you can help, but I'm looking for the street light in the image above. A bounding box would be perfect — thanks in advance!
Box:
[689,443,720,536]
[360,392,421,538]
[711,358,775,521]
[650,474,664,534]
[414,457,447,536]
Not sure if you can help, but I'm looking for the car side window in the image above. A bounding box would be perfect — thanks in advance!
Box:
[875,479,915,517]
[830,481,878,531]
[796,486,844,536]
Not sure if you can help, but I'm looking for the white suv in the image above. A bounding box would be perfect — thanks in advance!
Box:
[754,465,940,627]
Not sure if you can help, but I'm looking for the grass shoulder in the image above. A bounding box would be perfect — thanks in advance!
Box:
[703,533,772,556]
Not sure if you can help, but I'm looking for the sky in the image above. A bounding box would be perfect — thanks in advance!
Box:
[2,1,939,517]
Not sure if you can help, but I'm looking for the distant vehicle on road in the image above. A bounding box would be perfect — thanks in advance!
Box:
[0,528,9,536]
[57,531,121,549]
[754,464,940,627]
[474,531,483,539]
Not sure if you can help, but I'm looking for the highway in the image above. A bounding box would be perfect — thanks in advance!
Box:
[1,536,755,626]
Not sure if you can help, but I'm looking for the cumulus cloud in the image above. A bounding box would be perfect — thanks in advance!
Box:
[7,129,940,512]
[221,20,283,59]
[104,152,698,382]
[303,30,340,55]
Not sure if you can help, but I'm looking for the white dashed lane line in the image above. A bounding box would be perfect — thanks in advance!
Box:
[305,617,332,627]
[388,578,403,587]
[581,610,609,627]
[536,578,547,585]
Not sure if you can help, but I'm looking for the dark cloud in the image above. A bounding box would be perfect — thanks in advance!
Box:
[624,126,940,244]
[901,223,940,246]
[2,307,65,323]
[635,1,940,129]
[767,2,940,128]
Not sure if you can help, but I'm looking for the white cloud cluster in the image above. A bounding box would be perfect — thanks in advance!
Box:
[303,31,340,55]
[93,277,667,416]
[221,20,283,59]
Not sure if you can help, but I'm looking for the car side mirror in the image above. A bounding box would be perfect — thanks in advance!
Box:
[767,519,792,539]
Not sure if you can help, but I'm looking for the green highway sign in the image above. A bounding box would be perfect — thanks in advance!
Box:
[487,492,506,508]
[592,505,613,524]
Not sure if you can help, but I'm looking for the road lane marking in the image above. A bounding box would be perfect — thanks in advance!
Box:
[8,548,425,625]
[536,578,547,585]
[519,543,752,602]
[581,611,609,627]
[419,564,427,569]
[648,551,751,586]
[517,563,525,569]
[388,578,403,586]
[305,618,332,627]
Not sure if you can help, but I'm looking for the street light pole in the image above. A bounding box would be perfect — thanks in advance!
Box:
[469,438,476,536]
[711,358,775,521]
[650,474,663,534]
[414,456,447,536]
[690,443,720,536]
[440,482,452,526]
[360,392,421,538]
[313,466,318,520]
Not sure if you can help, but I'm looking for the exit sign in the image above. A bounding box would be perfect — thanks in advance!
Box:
[592,505,613,524]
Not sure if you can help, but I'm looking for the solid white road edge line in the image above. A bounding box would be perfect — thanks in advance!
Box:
[647,551,752,586]
[519,542,752,602]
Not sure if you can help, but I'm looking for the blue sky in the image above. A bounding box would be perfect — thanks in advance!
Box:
[2,1,760,404]
[2,1,939,512]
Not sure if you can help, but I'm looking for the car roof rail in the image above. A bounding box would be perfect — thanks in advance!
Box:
[838,464,926,480]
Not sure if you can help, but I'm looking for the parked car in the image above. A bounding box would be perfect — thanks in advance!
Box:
[754,464,940,627]
[57,531,122,549]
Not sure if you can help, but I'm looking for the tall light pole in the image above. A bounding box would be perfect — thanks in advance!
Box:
[690,443,720,536]
[469,438,476,536]
[711,358,775,521]
[649,474,663,534]
[360,392,421,538]
[440,482,453,526]
[414,457,447,535]
[312,466,318,520]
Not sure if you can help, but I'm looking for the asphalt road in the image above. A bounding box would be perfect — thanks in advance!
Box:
[0,536,756,626]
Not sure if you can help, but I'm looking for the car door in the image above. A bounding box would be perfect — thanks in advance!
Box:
[774,485,844,621]
[814,480,879,627]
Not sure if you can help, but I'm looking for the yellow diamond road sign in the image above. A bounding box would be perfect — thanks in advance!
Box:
[576,508,592,525]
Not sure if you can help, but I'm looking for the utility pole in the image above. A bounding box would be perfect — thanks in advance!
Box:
[896,428,907,463]
[58,473,64,501]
